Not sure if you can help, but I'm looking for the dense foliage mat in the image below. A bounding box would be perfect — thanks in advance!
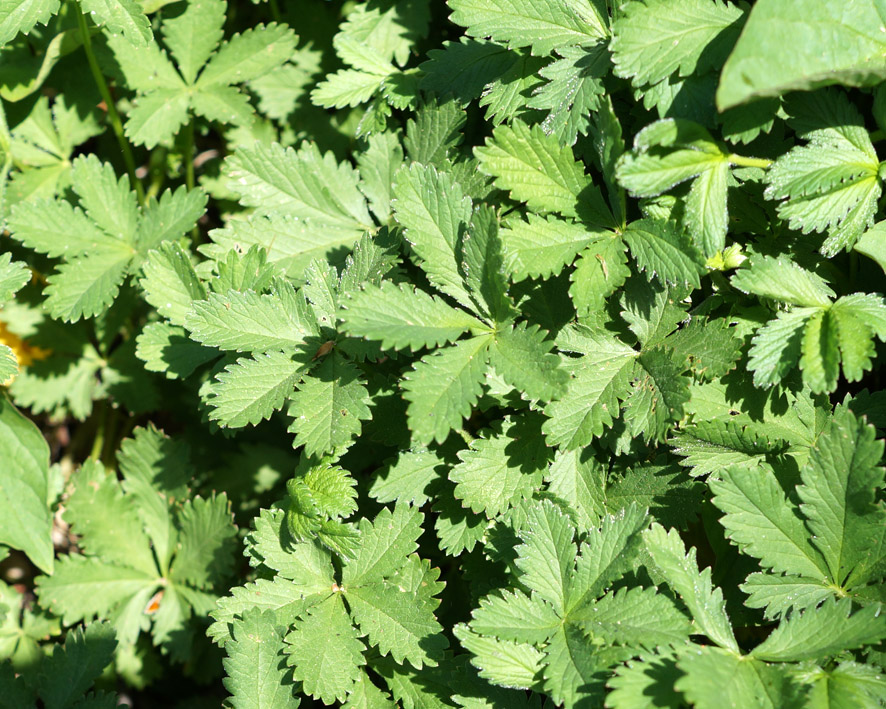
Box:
[1,0,886,706]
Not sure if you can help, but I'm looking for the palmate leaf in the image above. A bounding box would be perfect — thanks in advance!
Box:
[170,494,237,590]
[80,0,152,47]
[448,0,608,55]
[139,242,207,328]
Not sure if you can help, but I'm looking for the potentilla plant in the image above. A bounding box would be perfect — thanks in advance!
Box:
[0,0,885,707]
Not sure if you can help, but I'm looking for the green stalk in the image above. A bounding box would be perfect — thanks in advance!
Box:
[727,154,773,169]
[184,119,195,191]
[269,0,283,22]
[76,6,145,205]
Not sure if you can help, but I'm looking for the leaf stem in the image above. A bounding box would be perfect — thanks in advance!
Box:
[76,6,145,206]
[870,129,885,143]
[269,0,283,22]
[727,154,773,169]
[184,119,195,192]
[89,400,107,461]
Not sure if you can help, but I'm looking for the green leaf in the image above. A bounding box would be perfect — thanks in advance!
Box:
[161,0,225,85]
[224,141,371,232]
[393,163,475,311]
[136,322,219,379]
[370,449,445,507]
[710,465,828,580]
[643,524,738,652]
[676,647,801,709]
[569,236,631,316]
[0,253,29,303]
[500,214,599,281]
[206,351,303,428]
[611,0,744,87]
[43,249,132,322]
[462,205,510,322]
[469,590,561,645]
[543,331,636,449]
[670,420,778,477]
[798,407,886,588]
[527,44,608,145]
[514,499,576,616]
[135,185,207,252]
[171,493,236,589]
[763,91,881,255]
[565,504,648,612]
[70,154,139,241]
[746,309,814,388]
[223,609,300,709]
[286,595,365,704]
[287,352,372,457]
[342,282,486,351]
[0,395,53,573]
[38,621,117,709]
[855,222,886,275]
[453,624,544,690]
[186,289,314,353]
[343,504,423,585]
[717,0,886,109]
[750,598,886,662]
[624,346,691,442]
[666,317,742,381]
[450,416,547,519]
[197,23,298,87]
[0,0,59,47]
[475,120,611,224]
[571,586,691,650]
[117,425,190,575]
[347,578,445,668]
[489,322,567,401]
[64,459,157,577]
[80,0,152,47]
[35,555,156,632]
[402,335,492,445]
[139,242,206,327]
[622,219,704,288]
[448,0,608,55]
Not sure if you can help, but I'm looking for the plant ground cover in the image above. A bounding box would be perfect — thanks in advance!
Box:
[0,0,886,706]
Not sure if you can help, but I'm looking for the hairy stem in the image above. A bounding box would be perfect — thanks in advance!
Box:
[76,7,145,205]
[727,153,773,169]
